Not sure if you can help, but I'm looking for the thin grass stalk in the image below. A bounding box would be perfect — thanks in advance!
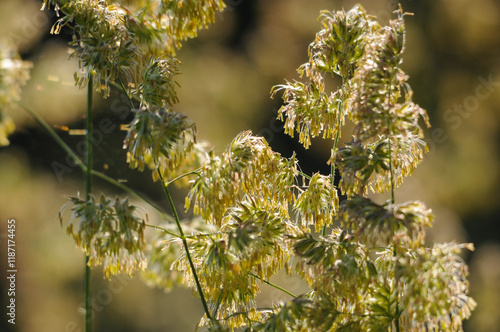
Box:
[387,131,400,331]
[153,159,211,320]
[84,76,93,332]
[248,273,297,298]
[161,182,212,320]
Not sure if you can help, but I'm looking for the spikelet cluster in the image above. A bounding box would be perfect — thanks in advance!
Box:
[186,131,297,225]
[108,0,226,54]
[293,230,376,304]
[274,4,429,195]
[44,0,225,99]
[293,173,338,231]
[285,228,475,331]
[153,0,226,53]
[334,137,428,196]
[271,5,378,149]
[339,8,430,195]
[142,233,184,291]
[50,0,143,96]
[174,196,301,328]
[376,243,477,331]
[266,5,475,332]
[346,11,431,139]
[246,296,317,332]
[142,217,217,291]
[334,139,391,196]
[0,40,32,146]
[340,196,434,248]
[139,57,180,107]
[123,107,200,183]
[61,195,147,278]
[43,0,218,187]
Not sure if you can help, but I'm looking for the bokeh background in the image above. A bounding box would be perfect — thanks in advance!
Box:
[1,0,500,331]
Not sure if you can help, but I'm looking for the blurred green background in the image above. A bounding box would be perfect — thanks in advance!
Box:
[1,0,499,331]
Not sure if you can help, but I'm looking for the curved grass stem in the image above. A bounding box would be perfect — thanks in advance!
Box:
[84,77,93,332]
[117,78,136,108]
[388,136,395,205]
[153,160,211,320]
[146,224,230,241]
[160,180,212,320]
[248,273,296,298]
[387,133,399,331]
[165,170,201,187]
[145,223,180,238]
[117,74,211,320]
[297,171,311,181]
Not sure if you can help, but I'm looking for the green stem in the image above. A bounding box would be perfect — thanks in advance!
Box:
[323,93,343,237]
[159,178,212,320]
[86,80,93,200]
[388,136,395,205]
[84,77,93,332]
[145,223,180,238]
[222,311,259,324]
[146,223,229,240]
[117,78,136,108]
[20,102,84,167]
[248,273,296,298]
[297,171,311,181]
[165,170,201,187]
[84,255,91,331]
[395,299,400,332]
[387,133,399,331]
[212,289,224,318]
[92,171,168,219]
[393,243,400,332]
